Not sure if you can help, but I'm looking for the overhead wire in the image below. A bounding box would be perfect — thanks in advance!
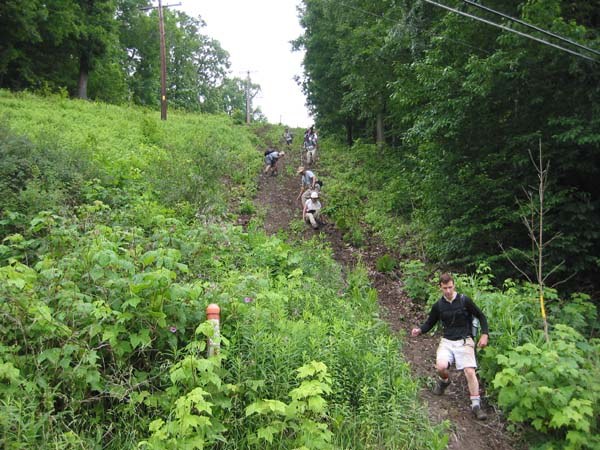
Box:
[337,1,492,56]
[336,0,597,62]
[422,0,598,63]
[462,0,600,57]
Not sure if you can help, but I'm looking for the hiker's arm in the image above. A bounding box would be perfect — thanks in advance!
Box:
[412,303,439,336]
[477,333,488,347]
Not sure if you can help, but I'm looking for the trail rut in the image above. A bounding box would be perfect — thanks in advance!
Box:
[252,136,522,450]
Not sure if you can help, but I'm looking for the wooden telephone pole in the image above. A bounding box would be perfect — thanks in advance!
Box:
[141,1,180,120]
[245,71,251,124]
[244,71,260,125]
[157,0,168,120]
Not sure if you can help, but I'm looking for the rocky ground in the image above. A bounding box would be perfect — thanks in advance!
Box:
[250,137,522,450]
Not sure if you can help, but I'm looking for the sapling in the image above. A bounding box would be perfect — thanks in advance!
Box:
[500,139,568,343]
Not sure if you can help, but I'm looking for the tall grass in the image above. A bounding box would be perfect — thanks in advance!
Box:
[0,91,444,449]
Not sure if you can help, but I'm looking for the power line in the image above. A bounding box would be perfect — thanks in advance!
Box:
[337,1,492,55]
[423,0,598,63]
[462,0,600,57]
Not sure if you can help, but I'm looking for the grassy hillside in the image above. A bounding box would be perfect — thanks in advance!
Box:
[0,91,445,449]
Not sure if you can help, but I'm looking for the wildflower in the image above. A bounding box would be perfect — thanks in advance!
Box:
[244,297,253,303]
[169,326,177,333]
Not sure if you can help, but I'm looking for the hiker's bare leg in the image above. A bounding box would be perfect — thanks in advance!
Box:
[464,367,479,396]
[435,360,450,380]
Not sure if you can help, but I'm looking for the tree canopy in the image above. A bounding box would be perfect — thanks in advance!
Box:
[0,0,259,118]
[296,0,600,292]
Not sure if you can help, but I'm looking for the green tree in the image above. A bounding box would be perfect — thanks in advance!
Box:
[166,11,231,112]
[295,0,356,142]
[118,5,236,112]
[74,0,118,99]
[0,0,45,87]
[298,0,600,292]
[0,0,118,98]
[336,0,405,145]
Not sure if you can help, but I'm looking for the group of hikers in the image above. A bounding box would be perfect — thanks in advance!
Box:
[264,127,491,422]
[262,126,323,230]
[281,126,319,163]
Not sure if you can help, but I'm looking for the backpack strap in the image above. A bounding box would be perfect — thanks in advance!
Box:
[459,294,473,338]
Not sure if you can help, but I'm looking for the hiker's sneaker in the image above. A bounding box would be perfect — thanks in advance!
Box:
[432,378,451,395]
[472,405,487,420]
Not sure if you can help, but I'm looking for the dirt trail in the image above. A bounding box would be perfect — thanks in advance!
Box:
[253,137,521,450]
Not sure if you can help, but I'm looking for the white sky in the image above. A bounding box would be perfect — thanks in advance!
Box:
[177,0,312,128]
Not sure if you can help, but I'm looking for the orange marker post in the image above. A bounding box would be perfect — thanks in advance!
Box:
[206,303,220,357]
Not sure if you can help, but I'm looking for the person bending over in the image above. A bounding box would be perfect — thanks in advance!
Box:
[296,166,319,204]
[263,150,285,176]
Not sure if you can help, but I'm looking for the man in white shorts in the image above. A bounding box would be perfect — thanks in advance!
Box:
[411,273,489,420]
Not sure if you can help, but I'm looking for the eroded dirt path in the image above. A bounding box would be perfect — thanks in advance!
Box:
[253,138,521,450]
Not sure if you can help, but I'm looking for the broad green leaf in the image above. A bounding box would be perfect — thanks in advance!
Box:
[256,425,277,443]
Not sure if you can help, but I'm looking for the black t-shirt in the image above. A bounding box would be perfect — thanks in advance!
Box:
[419,294,489,340]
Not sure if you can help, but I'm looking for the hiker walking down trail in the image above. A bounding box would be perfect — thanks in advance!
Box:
[303,191,322,229]
[302,126,318,166]
[283,128,293,146]
[263,149,285,176]
[411,273,489,420]
[296,166,320,204]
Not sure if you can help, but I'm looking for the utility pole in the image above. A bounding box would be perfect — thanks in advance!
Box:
[158,0,167,120]
[141,1,181,120]
[241,70,258,125]
[245,71,251,124]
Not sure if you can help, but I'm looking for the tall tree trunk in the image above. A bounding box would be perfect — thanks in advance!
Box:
[78,52,89,99]
[346,118,354,146]
[376,111,384,147]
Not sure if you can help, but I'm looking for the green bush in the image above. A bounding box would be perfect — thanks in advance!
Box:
[400,259,432,302]
[375,254,397,273]
[0,93,444,449]
[493,325,600,449]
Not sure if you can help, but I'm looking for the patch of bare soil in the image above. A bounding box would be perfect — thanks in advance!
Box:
[252,140,522,450]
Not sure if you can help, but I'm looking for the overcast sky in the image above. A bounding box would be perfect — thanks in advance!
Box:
[177,0,312,128]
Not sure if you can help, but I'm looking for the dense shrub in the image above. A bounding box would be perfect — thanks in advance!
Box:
[0,92,444,449]
[400,263,600,448]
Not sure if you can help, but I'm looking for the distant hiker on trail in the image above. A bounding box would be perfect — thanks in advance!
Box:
[303,126,317,146]
[296,166,320,204]
[411,273,489,421]
[264,149,285,176]
[283,128,293,146]
[303,191,322,229]
[303,126,318,166]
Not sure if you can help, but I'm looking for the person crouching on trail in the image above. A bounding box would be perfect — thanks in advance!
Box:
[303,191,322,229]
[411,272,489,420]
[263,150,285,176]
[296,166,319,204]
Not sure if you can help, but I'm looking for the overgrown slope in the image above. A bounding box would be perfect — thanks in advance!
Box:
[0,92,444,449]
